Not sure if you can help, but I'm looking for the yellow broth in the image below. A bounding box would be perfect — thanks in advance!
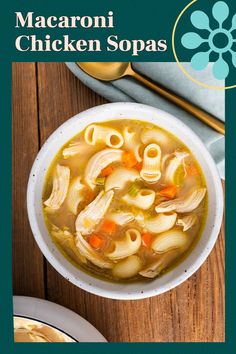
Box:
[43,120,208,282]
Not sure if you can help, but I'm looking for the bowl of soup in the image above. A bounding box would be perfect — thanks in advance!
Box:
[14,316,76,342]
[27,102,223,299]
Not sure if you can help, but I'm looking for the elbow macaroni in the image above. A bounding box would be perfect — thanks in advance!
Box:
[141,213,177,233]
[105,167,139,191]
[112,255,142,278]
[122,189,155,210]
[152,229,189,253]
[106,229,141,260]
[140,143,162,183]
[123,127,142,162]
[141,127,169,145]
[85,124,124,148]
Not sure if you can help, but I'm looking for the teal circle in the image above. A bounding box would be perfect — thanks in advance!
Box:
[213,32,229,48]
[209,28,233,53]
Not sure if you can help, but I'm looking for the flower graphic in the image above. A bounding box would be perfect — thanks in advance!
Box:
[181,1,236,80]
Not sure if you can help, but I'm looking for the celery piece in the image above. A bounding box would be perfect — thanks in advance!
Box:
[128,183,140,197]
[96,176,106,186]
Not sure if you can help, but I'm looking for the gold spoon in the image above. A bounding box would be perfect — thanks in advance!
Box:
[77,62,225,135]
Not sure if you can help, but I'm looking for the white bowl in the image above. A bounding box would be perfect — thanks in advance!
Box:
[14,296,107,342]
[27,102,223,300]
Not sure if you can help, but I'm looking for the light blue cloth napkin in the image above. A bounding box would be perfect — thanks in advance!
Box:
[66,62,225,179]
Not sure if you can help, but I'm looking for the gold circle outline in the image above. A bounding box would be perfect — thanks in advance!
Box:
[172,0,236,90]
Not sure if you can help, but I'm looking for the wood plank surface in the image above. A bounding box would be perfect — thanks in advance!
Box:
[12,63,45,298]
[12,62,225,342]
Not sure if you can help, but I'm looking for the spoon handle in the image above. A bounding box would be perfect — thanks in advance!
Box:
[130,70,225,135]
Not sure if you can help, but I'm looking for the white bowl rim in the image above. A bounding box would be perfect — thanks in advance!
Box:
[27,102,223,300]
[14,314,78,342]
[13,295,107,342]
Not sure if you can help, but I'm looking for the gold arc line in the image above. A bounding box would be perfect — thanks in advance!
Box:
[172,0,236,90]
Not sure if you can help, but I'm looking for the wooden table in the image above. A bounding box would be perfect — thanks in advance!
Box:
[12,62,225,342]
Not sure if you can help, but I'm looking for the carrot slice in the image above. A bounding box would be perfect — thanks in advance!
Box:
[100,219,117,234]
[159,185,177,199]
[142,232,152,248]
[122,151,138,168]
[84,188,95,204]
[186,163,199,176]
[101,165,113,177]
[135,162,143,171]
[89,234,104,249]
